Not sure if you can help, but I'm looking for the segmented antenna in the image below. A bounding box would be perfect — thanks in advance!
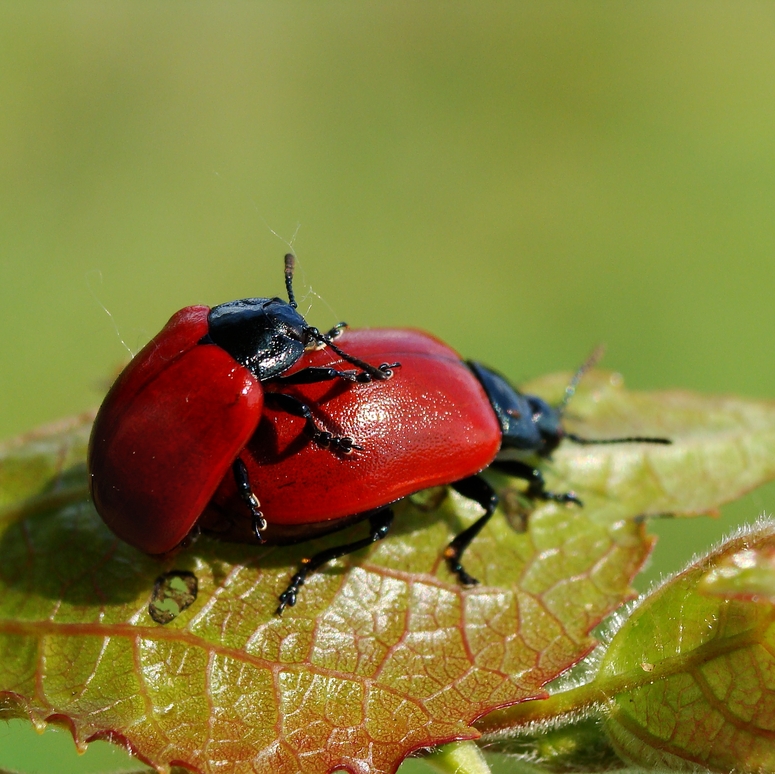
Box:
[560,344,606,413]
[284,253,297,309]
[566,433,671,446]
[562,345,671,446]
[283,254,396,381]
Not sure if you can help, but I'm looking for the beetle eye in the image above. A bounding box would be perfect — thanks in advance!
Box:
[299,327,314,345]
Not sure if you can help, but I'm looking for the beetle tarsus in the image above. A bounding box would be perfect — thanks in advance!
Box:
[444,475,499,586]
[444,555,480,587]
[307,323,348,351]
[535,488,582,506]
[275,509,394,615]
[491,460,583,508]
[277,572,305,615]
[233,458,267,542]
[325,322,348,340]
[265,392,364,455]
[311,430,361,454]
[353,361,401,382]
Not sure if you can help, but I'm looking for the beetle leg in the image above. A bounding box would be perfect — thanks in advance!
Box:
[325,322,348,340]
[276,366,363,385]
[490,460,582,506]
[284,362,400,385]
[232,458,267,542]
[265,392,363,454]
[444,475,499,586]
[277,508,394,615]
[306,322,348,350]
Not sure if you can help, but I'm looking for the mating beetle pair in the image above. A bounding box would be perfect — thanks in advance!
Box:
[88,255,669,613]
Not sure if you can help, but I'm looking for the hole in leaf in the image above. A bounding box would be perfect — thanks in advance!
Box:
[148,570,198,624]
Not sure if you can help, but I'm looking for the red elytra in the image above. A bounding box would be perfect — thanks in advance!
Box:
[88,306,264,555]
[199,328,502,545]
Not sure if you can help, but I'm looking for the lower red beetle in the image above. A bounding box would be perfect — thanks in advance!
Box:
[89,256,670,614]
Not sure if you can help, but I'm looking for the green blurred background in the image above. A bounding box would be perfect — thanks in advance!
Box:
[2,3,775,771]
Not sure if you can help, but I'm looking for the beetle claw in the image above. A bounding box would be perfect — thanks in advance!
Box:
[252,513,268,543]
[276,572,304,615]
[378,362,401,379]
[540,490,583,507]
[445,555,480,588]
[334,437,362,454]
[275,593,293,616]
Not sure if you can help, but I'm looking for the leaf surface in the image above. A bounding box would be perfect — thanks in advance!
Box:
[478,521,775,774]
[1,373,774,774]
[601,520,775,772]
[699,543,775,602]
[524,370,775,519]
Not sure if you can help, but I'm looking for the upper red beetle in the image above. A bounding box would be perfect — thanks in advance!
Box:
[89,255,669,613]
[89,255,396,556]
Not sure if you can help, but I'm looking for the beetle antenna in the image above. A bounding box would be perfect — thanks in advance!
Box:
[566,433,671,446]
[560,344,606,413]
[307,328,398,381]
[560,344,672,446]
[284,253,298,309]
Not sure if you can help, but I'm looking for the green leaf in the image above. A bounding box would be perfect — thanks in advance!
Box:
[478,520,775,774]
[2,372,775,774]
[523,370,775,519]
[699,543,775,602]
[601,520,775,772]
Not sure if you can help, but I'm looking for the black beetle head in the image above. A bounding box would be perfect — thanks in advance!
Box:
[527,395,564,457]
[206,297,313,381]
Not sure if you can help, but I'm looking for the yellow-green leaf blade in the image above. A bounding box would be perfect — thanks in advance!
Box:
[601,521,775,772]
[527,370,775,518]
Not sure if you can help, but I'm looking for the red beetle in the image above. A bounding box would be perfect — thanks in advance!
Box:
[89,256,669,613]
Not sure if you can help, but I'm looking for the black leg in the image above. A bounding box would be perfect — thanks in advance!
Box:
[277,508,394,615]
[445,475,499,586]
[305,325,400,383]
[491,460,582,506]
[233,458,267,542]
[325,322,347,340]
[265,392,362,453]
[281,360,400,385]
[277,365,363,385]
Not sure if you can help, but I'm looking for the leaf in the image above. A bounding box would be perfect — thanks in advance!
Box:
[1,372,775,774]
[699,543,775,602]
[524,370,775,519]
[424,741,491,774]
[478,520,775,774]
[603,519,775,772]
